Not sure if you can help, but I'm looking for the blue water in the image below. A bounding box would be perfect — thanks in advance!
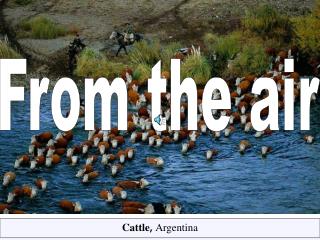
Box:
[1,91,320,214]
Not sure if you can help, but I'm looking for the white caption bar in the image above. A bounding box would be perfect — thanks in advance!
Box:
[1,216,320,238]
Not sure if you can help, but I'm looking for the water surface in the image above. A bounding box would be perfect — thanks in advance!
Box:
[0,91,320,213]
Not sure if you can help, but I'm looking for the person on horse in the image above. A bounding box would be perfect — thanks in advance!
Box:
[109,26,142,56]
[72,33,86,49]
[68,33,86,74]
[124,23,134,44]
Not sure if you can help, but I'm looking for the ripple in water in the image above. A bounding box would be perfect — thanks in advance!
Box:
[0,92,320,213]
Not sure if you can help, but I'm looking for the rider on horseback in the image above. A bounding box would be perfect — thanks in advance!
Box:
[110,27,142,56]
[124,23,134,44]
[72,33,86,49]
[68,33,86,74]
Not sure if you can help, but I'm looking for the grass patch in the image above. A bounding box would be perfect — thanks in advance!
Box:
[160,41,183,71]
[75,48,125,79]
[18,16,67,39]
[292,2,320,57]
[127,40,188,77]
[0,41,22,59]
[181,54,211,86]
[204,32,243,76]
[129,40,182,77]
[132,63,152,85]
[242,5,294,45]
[314,0,320,18]
[128,40,161,66]
[227,43,269,76]
[293,16,320,57]
[204,32,242,61]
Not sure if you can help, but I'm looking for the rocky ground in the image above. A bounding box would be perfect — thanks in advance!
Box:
[1,0,316,78]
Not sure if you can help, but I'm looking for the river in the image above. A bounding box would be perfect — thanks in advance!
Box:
[0,91,320,213]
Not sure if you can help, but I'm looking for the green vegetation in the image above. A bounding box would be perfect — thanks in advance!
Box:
[75,48,125,79]
[73,40,184,84]
[204,32,243,76]
[181,54,211,86]
[128,40,183,71]
[227,43,269,76]
[18,16,67,39]
[204,32,242,61]
[127,40,184,83]
[204,29,271,77]
[128,40,161,66]
[203,3,320,77]
[293,16,320,57]
[292,1,320,57]
[160,41,183,71]
[314,0,320,17]
[132,63,152,85]
[0,41,21,59]
[242,5,294,45]
[15,0,32,5]
[72,3,319,83]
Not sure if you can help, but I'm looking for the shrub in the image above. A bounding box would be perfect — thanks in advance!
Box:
[74,48,101,78]
[128,40,161,66]
[160,42,183,71]
[75,48,125,79]
[19,16,67,39]
[227,43,269,76]
[181,54,211,86]
[293,14,320,57]
[132,63,151,85]
[204,32,242,61]
[314,0,320,18]
[0,40,21,59]
[204,32,242,76]
[15,0,32,5]
[242,5,294,44]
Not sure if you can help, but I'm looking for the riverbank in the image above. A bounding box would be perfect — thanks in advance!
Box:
[1,0,316,80]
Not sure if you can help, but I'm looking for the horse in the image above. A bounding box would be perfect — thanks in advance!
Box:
[109,31,143,56]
